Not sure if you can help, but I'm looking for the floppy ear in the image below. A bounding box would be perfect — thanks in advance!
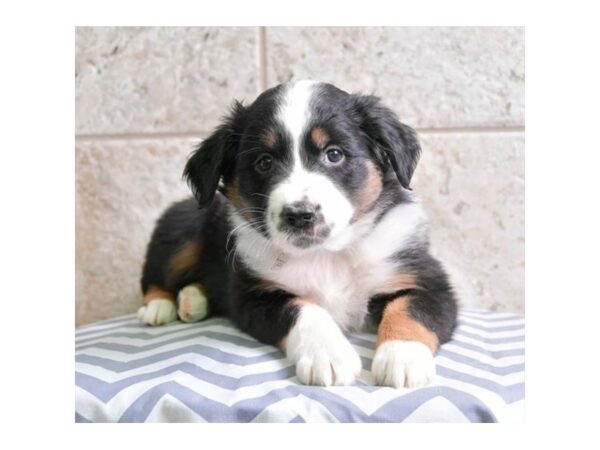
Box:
[350,95,421,190]
[183,101,246,207]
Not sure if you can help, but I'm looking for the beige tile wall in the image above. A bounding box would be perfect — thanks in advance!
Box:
[75,26,525,326]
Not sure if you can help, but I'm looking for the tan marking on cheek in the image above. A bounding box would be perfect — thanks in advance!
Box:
[226,178,244,209]
[143,285,175,305]
[353,161,383,217]
[165,241,202,288]
[226,178,253,221]
[264,129,278,149]
[311,126,329,149]
[279,297,316,351]
[377,297,439,353]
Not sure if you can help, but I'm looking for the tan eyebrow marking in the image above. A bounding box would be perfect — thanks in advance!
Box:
[311,126,329,149]
[263,129,278,149]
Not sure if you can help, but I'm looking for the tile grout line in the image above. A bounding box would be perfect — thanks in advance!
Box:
[257,26,268,91]
[75,132,206,141]
[417,126,525,134]
[75,126,525,142]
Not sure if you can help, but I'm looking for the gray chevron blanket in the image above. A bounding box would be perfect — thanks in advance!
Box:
[75,309,524,422]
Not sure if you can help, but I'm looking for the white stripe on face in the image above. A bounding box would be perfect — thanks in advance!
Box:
[268,80,355,252]
[278,79,318,168]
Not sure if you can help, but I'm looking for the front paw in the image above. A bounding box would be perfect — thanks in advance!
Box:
[293,338,362,386]
[137,299,177,326]
[177,284,209,323]
[372,340,436,388]
[286,305,362,386]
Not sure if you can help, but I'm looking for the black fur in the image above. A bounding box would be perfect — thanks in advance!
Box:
[348,93,421,190]
[368,250,458,346]
[141,81,457,354]
[183,101,247,207]
[141,192,302,346]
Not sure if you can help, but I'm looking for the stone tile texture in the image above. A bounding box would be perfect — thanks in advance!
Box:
[75,138,199,326]
[414,132,525,314]
[76,27,259,135]
[75,27,525,325]
[266,27,524,129]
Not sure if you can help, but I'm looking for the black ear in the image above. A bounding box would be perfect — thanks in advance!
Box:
[183,101,246,207]
[350,95,421,190]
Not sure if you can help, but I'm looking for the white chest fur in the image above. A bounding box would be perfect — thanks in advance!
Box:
[231,201,428,331]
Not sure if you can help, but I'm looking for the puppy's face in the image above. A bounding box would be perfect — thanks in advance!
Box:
[184,80,421,254]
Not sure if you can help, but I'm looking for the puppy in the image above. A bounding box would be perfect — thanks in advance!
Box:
[137,80,457,388]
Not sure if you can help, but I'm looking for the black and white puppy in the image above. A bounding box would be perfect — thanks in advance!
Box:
[138,80,458,388]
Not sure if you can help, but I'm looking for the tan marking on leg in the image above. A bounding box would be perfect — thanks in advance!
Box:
[377,272,420,294]
[311,126,329,149]
[352,161,383,218]
[166,241,202,288]
[253,279,286,293]
[377,297,439,353]
[279,297,315,351]
[143,285,175,306]
[293,298,314,308]
[264,129,278,149]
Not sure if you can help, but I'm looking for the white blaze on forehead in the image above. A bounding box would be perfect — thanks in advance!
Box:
[278,79,319,167]
[270,80,355,250]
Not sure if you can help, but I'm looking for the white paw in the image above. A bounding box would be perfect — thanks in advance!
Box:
[177,285,209,323]
[137,299,177,326]
[286,305,362,386]
[372,340,436,388]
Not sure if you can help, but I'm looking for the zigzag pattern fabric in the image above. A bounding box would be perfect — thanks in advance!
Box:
[75,309,525,422]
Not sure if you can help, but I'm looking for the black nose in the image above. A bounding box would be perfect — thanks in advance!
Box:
[282,203,317,231]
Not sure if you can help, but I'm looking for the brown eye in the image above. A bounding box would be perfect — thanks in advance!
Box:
[324,146,345,165]
[255,154,273,173]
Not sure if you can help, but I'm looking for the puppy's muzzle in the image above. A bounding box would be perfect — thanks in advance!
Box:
[281,202,320,233]
[277,201,331,249]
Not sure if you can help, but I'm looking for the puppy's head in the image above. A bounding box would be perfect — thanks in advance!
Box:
[184,80,421,254]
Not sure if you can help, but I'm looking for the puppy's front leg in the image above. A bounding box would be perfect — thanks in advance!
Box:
[371,296,438,388]
[369,253,457,388]
[283,301,362,386]
[233,288,361,386]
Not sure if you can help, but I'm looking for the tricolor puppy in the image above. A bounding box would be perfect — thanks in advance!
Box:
[138,80,458,388]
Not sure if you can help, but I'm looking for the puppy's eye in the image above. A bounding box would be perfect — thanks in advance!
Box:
[324,146,345,165]
[255,154,273,173]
